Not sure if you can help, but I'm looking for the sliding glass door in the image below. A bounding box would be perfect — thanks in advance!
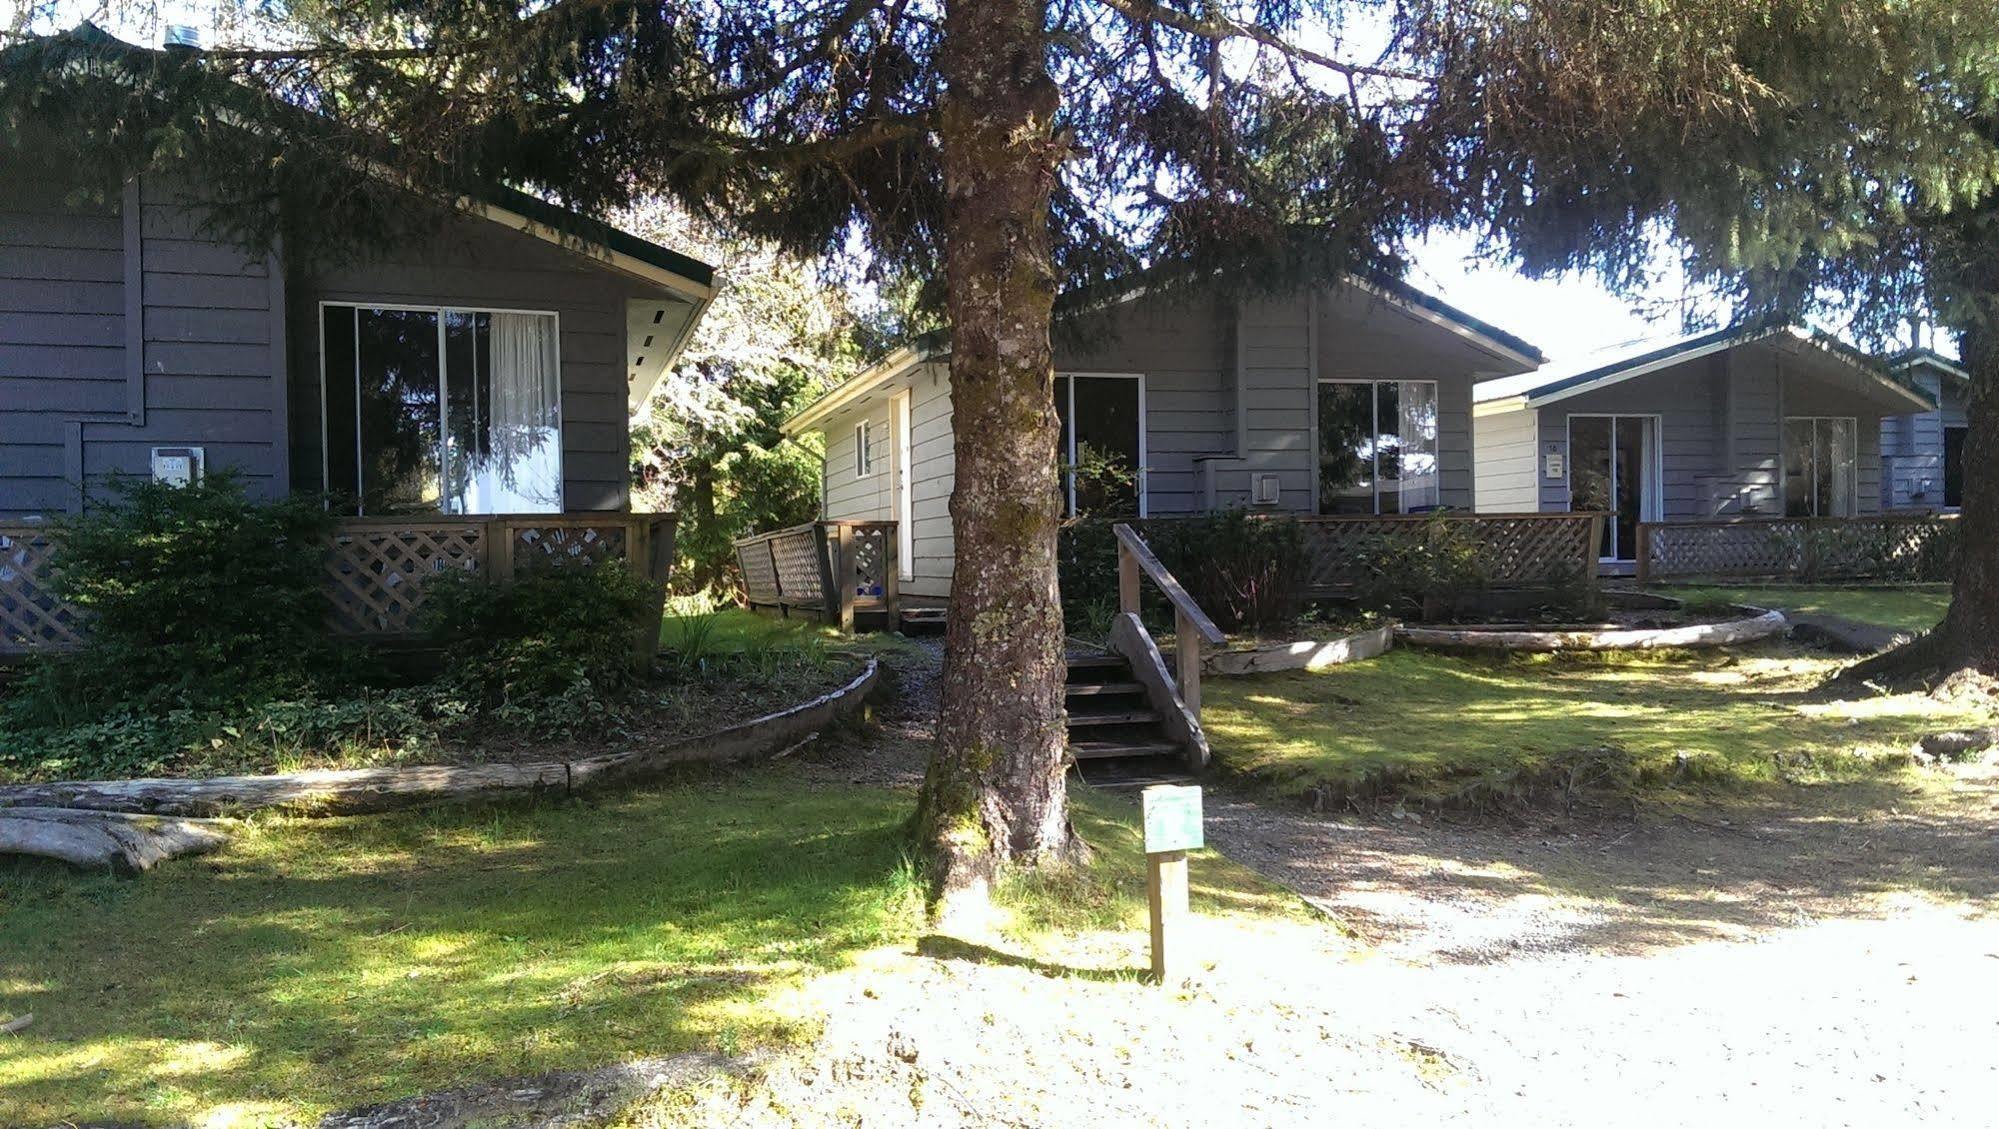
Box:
[1054,373,1145,517]
[1317,380,1440,514]
[322,305,562,515]
[1782,417,1857,517]
[1569,415,1657,562]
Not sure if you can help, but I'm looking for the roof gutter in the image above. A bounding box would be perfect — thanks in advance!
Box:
[781,345,938,436]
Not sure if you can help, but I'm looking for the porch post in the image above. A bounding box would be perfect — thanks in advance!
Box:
[1634,523,1651,587]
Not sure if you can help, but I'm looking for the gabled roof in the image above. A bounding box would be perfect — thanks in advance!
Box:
[1473,323,1935,414]
[782,274,1542,435]
[1887,346,1969,383]
[10,23,717,411]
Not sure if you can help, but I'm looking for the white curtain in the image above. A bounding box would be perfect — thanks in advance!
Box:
[1825,417,1857,517]
[1395,380,1441,511]
[461,312,561,513]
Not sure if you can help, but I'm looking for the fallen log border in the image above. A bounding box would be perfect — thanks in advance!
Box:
[1203,623,1395,676]
[0,658,880,820]
[1395,607,1787,653]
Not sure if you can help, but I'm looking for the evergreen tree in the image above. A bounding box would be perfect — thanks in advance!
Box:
[8,1,1995,902]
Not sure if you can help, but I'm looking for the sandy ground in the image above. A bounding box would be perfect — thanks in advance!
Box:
[629,640,1999,1128]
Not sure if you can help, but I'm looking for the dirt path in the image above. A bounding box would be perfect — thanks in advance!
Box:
[696,642,1999,1128]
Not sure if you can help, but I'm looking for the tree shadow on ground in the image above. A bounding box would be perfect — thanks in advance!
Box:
[916,934,1145,983]
[1206,767,1999,965]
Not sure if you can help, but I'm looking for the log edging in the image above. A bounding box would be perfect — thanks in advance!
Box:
[1203,623,1395,676]
[1394,607,1787,653]
[0,658,880,820]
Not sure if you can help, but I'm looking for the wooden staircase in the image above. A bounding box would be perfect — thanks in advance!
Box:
[1064,652,1184,762]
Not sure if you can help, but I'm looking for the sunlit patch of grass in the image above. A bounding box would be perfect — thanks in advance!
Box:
[994,789,1311,942]
[1665,583,1950,634]
[1203,643,1991,807]
[0,771,926,1126]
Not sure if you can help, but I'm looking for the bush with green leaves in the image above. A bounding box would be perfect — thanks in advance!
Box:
[422,561,662,726]
[1059,511,1309,636]
[5,473,342,725]
[1349,512,1491,620]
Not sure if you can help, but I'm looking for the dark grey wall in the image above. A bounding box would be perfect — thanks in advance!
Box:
[0,168,284,519]
[291,209,642,512]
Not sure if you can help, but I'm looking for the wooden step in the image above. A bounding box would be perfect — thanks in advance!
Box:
[1064,653,1127,671]
[899,607,947,623]
[1065,708,1163,727]
[1070,739,1182,760]
[1064,681,1144,698]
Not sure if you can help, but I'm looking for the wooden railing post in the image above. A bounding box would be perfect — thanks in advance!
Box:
[835,523,858,633]
[1118,537,1141,615]
[769,537,788,616]
[881,522,902,628]
[1174,609,1201,716]
[1634,523,1651,587]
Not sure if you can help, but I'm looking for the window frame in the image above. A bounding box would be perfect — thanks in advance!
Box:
[317,300,565,516]
[1055,371,1148,519]
[1782,415,1860,518]
[1314,378,1442,515]
[853,419,879,479]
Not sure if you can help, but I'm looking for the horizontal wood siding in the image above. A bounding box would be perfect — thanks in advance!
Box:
[1532,342,1893,518]
[1473,405,1539,511]
[0,170,121,517]
[0,170,284,517]
[292,208,647,511]
[1055,293,1233,513]
[1536,359,1720,518]
[1880,367,1965,509]
[907,364,955,599]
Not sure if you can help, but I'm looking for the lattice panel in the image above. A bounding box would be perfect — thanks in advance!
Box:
[325,524,486,635]
[1296,514,1599,591]
[736,540,781,604]
[0,528,83,654]
[509,523,627,575]
[1648,517,1958,582]
[851,526,889,598]
[770,528,826,605]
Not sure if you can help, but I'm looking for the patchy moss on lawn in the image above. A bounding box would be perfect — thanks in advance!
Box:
[0,772,925,1126]
[0,769,1305,1127]
[1662,584,1950,635]
[1203,643,1989,810]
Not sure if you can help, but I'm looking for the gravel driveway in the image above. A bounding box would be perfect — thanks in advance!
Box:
[720,641,1999,1128]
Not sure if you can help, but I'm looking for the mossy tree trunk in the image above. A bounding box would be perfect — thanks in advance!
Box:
[1846,323,1999,684]
[914,0,1085,907]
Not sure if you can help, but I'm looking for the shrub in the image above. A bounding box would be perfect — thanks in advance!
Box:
[423,561,661,724]
[1058,511,1309,635]
[5,473,342,728]
[1350,512,1491,620]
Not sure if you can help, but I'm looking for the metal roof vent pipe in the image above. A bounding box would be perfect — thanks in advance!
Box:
[164,25,202,50]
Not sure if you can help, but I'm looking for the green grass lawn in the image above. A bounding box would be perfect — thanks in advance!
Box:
[1203,643,1989,807]
[1663,584,1950,634]
[0,769,1289,1125]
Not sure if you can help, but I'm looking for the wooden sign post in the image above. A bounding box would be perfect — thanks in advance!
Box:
[1141,784,1202,985]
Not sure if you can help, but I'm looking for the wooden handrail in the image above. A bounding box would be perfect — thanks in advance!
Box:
[1112,522,1224,717]
[1112,524,1225,645]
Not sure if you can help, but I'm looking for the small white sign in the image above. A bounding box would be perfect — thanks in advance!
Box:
[150,446,205,488]
[1543,452,1565,479]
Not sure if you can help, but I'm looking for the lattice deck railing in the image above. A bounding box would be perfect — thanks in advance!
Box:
[732,520,899,631]
[0,513,676,655]
[1637,514,1958,584]
[1291,512,1604,593]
